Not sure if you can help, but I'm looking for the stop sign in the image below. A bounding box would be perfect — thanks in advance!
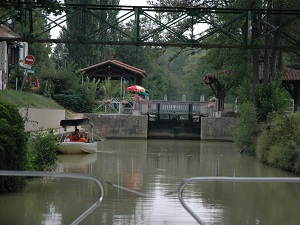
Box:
[24,54,35,65]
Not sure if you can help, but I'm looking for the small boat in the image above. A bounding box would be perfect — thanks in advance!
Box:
[58,118,98,154]
[58,142,98,154]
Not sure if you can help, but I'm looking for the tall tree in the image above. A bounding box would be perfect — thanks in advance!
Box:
[64,0,120,68]
[150,0,299,116]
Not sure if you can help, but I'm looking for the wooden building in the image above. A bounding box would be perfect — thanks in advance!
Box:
[78,60,146,86]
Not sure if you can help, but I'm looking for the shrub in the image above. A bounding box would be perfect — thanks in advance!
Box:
[256,80,289,121]
[52,89,93,112]
[0,100,27,193]
[257,112,300,174]
[267,144,297,171]
[256,128,272,162]
[233,101,258,155]
[27,130,58,172]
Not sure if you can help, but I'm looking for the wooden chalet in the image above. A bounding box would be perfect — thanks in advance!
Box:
[78,60,146,86]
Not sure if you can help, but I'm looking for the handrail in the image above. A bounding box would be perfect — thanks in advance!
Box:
[178,177,300,225]
[0,170,105,225]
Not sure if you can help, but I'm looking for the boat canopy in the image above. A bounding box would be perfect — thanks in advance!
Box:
[59,118,94,142]
[60,118,90,129]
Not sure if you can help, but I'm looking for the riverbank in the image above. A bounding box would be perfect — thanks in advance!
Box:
[2,90,299,176]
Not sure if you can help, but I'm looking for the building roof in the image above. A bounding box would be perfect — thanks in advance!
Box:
[282,68,300,81]
[78,60,146,78]
[0,23,19,38]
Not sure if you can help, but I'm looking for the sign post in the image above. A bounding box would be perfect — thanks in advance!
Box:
[24,54,35,66]
[21,54,35,91]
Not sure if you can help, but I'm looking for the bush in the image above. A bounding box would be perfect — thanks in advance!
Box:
[0,100,27,193]
[256,80,289,121]
[257,112,300,174]
[27,130,59,171]
[267,144,298,171]
[256,128,272,162]
[52,89,93,112]
[233,101,258,155]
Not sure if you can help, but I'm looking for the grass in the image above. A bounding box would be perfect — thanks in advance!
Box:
[0,90,64,109]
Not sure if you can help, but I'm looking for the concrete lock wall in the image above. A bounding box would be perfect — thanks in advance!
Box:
[200,117,237,141]
[84,114,148,140]
[19,108,65,132]
[19,108,237,141]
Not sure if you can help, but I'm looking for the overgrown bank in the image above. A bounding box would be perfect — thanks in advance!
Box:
[234,101,300,175]
[0,94,60,193]
[257,112,300,174]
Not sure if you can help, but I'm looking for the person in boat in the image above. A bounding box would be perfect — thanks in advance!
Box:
[64,133,72,142]
[70,129,80,142]
[79,134,86,142]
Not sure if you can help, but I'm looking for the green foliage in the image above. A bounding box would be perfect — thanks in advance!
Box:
[267,144,297,171]
[233,101,258,155]
[0,1,64,16]
[52,89,93,113]
[99,78,120,99]
[27,130,58,171]
[256,112,300,174]
[182,53,213,101]
[256,128,272,162]
[7,67,24,90]
[256,80,289,121]
[0,100,27,193]
[0,90,64,109]
[113,45,164,99]
[235,78,253,104]
[64,0,120,68]
[36,62,81,95]
[82,77,100,100]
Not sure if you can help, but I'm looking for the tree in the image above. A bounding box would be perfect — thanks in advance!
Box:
[0,100,27,193]
[64,0,120,68]
[0,0,64,17]
[148,0,299,116]
[182,53,213,101]
[51,30,69,69]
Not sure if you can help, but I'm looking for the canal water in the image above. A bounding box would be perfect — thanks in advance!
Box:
[0,139,299,225]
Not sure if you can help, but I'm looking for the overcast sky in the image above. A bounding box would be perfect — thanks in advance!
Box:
[119,0,149,6]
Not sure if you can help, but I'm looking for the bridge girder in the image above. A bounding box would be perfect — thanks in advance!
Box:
[0,3,299,50]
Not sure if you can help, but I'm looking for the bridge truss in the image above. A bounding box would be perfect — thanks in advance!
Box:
[0,3,299,50]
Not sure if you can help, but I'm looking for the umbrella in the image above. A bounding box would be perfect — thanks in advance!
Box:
[126,85,146,93]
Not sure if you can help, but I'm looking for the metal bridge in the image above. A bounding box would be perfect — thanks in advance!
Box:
[1,3,299,50]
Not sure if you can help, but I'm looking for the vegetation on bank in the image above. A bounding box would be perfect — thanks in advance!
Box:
[0,99,27,193]
[0,90,64,109]
[257,112,300,175]
[233,97,300,175]
[0,99,58,193]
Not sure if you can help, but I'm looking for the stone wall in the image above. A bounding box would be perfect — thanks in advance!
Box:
[20,109,237,141]
[19,108,65,132]
[84,114,148,140]
[201,117,237,141]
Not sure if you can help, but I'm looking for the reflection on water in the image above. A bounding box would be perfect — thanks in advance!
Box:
[0,139,299,225]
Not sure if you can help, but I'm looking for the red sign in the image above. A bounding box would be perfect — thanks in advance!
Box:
[24,54,35,65]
